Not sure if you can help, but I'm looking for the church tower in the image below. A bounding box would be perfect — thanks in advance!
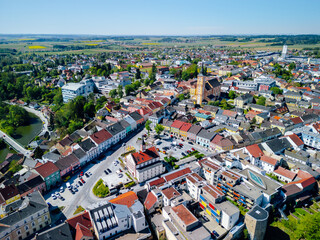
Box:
[196,74,205,104]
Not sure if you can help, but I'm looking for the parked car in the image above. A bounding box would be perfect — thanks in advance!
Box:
[81,178,85,184]
[182,152,186,156]
[104,170,109,175]
[55,192,60,197]
[78,180,83,186]
[107,168,112,173]
[85,172,90,178]
[212,230,219,237]
[191,148,195,151]
[66,182,71,189]
[118,174,123,178]
[51,194,57,200]
[80,171,84,176]
[60,187,64,193]
[188,141,193,145]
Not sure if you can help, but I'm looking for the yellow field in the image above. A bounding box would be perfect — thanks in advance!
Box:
[141,43,159,45]
[28,45,46,49]
[86,44,98,46]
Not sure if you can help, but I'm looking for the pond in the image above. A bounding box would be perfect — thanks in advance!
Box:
[0,112,43,161]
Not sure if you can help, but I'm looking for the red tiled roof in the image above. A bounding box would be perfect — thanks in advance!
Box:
[131,146,159,165]
[274,167,296,180]
[162,187,181,200]
[296,170,313,180]
[90,129,112,145]
[186,173,204,184]
[67,211,92,231]
[180,122,192,132]
[286,177,316,188]
[171,204,198,226]
[246,144,263,158]
[203,184,224,199]
[148,177,165,187]
[164,168,191,182]
[287,134,304,146]
[171,120,185,129]
[75,223,93,240]
[260,155,278,166]
[35,162,59,179]
[290,117,303,125]
[144,192,157,210]
[109,191,138,208]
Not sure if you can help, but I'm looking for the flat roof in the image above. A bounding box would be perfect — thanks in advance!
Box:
[247,205,268,221]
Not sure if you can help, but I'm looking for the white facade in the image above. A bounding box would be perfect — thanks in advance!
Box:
[123,115,137,131]
[261,161,276,173]
[61,79,94,103]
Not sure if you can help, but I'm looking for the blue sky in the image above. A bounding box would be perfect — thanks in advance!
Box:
[0,0,319,35]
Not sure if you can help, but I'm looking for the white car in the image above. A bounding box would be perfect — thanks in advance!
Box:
[55,192,60,197]
[60,187,64,193]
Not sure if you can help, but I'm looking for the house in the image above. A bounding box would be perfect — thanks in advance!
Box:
[129,111,145,126]
[274,167,297,183]
[179,122,192,139]
[234,93,253,108]
[35,161,61,190]
[284,91,302,101]
[187,125,203,142]
[78,138,98,162]
[0,185,21,212]
[66,211,93,240]
[17,175,46,197]
[196,129,216,148]
[55,154,80,178]
[106,122,126,145]
[89,129,113,155]
[162,119,173,133]
[162,187,181,207]
[123,114,137,131]
[260,155,279,173]
[195,112,211,122]
[34,222,73,240]
[126,143,165,183]
[210,135,234,151]
[244,144,264,167]
[0,191,51,240]
[55,136,74,154]
[186,173,205,201]
[170,120,185,136]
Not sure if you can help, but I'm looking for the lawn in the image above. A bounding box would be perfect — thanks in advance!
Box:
[92,179,109,198]
[73,205,85,215]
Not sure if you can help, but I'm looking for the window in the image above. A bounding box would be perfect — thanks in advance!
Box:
[25,226,29,231]
[17,230,21,235]
[32,222,35,227]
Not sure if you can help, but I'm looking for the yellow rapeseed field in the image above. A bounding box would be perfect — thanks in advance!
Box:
[28,46,47,49]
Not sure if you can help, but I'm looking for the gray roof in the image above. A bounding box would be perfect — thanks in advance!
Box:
[0,191,48,234]
[78,138,96,152]
[119,119,130,128]
[106,122,125,136]
[188,125,203,135]
[55,154,79,171]
[35,222,73,240]
[247,205,268,221]
[42,152,60,162]
[265,138,292,153]
[197,129,216,141]
[129,111,144,121]
[73,148,86,160]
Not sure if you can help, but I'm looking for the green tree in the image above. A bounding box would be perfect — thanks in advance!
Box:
[109,89,117,98]
[125,85,134,95]
[155,124,164,136]
[34,146,44,159]
[228,90,236,99]
[117,85,124,98]
[68,120,83,134]
[289,62,296,71]
[145,120,152,134]
[84,101,96,118]
[256,96,266,106]
[178,94,185,101]
[270,87,283,95]
[135,68,141,79]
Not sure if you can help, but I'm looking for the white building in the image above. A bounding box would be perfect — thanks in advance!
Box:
[89,192,148,240]
[260,155,279,173]
[61,79,95,103]
[126,144,165,183]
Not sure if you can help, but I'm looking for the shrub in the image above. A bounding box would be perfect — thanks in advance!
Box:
[93,179,109,198]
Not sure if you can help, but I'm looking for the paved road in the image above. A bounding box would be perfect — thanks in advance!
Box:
[0,129,32,157]
[21,106,49,137]
[45,128,147,220]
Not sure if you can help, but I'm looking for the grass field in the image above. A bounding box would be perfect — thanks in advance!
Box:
[1,36,320,54]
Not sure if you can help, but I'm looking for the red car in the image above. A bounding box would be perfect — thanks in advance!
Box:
[81,178,85,183]
[179,143,183,147]
[170,135,173,138]
[80,171,84,176]
[191,148,195,151]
